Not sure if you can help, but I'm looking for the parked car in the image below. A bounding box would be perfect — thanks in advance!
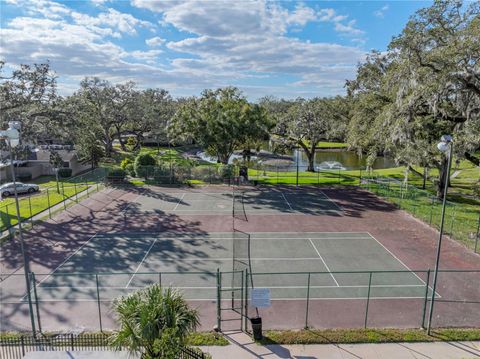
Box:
[0,182,40,197]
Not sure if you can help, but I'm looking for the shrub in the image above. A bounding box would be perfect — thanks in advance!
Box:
[120,158,133,170]
[110,285,199,359]
[107,168,126,183]
[58,168,73,178]
[126,137,137,152]
[125,163,135,176]
[134,153,156,179]
[218,164,235,179]
[16,173,32,181]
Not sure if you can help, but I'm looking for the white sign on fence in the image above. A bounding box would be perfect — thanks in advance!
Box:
[251,288,271,308]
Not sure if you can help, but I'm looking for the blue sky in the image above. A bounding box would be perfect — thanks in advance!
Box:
[0,0,431,99]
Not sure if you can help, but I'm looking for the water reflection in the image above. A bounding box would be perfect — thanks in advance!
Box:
[196,149,396,171]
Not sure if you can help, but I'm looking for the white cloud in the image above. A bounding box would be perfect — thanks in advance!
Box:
[335,20,364,36]
[2,0,368,98]
[318,8,364,36]
[72,8,154,36]
[146,36,165,47]
[374,5,389,18]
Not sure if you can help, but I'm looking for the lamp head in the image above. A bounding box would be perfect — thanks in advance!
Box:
[437,134,453,154]
[437,142,449,153]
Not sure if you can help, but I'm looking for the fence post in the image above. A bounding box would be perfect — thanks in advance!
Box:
[244,269,250,333]
[216,268,221,332]
[240,269,244,331]
[70,333,74,351]
[31,272,42,333]
[317,169,320,185]
[304,272,311,329]
[74,182,78,203]
[421,269,431,329]
[159,272,162,287]
[21,336,25,356]
[95,274,103,332]
[85,180,89,197]
[364,272,372,329]
[28,196,33,228]
[448,204,456,236]
[473,215,480,253]
[62,182,66,210]
[46,189,51,219]
[429,197,435,225]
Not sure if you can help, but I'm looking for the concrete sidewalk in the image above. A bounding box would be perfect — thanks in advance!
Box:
[203,331,480,358]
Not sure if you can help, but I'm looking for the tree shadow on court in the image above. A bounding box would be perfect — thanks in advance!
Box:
[321,187,397,218]
[242,185,343,216]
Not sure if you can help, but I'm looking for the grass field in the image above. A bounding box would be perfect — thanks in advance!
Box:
[0,169,105,232]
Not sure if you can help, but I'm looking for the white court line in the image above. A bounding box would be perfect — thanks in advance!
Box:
[367,232,440,297]
[367,232,427,286]
[172,193,186,211]
[122,187,147,214]
[36,284,427,290]
[11,296,434,304]
[20,232,100,301]
[308,238,340,287]
[125,238,158,288]
[280,192,293,211]
[87,235,373,241]
[318,190,344,212]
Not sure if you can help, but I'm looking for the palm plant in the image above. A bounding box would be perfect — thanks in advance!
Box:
[110,284,199,359]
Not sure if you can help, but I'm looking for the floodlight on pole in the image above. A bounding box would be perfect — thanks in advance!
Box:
[427,134,453,334]
[0,121,37,337]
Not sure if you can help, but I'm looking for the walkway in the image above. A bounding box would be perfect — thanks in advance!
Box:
[203,331,480,359]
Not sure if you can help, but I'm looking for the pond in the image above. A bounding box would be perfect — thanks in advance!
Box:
[196,149,397,171]
[291,149,397,170]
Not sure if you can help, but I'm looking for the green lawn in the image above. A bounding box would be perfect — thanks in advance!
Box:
[0,168,106,232]
[317,141,348,148]
[260,328,480,345]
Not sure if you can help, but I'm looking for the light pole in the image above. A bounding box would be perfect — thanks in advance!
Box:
[0,121,37,337]
[427,135,453,334]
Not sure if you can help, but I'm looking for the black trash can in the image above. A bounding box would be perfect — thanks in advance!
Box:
[250,317,262,340]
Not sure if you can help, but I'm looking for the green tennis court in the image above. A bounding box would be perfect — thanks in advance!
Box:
[125,188,342,215]
[13,232,436,303]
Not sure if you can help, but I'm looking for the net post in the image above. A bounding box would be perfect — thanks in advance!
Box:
[216,268,221,332]
[304,272,311,329]
[421,269,431,329]
[364,272,372,329]
[31,272,42,333]
[95,274,103,332]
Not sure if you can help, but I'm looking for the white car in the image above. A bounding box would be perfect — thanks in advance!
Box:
[0,182,40,197]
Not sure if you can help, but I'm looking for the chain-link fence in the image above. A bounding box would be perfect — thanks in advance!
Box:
[361,175,480,253]
[1,269,478,334]
[247,163,360,186]
[129,164,240,185]
[0,168,107,235]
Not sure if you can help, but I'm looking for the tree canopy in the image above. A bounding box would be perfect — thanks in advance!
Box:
[168,87,272,164]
